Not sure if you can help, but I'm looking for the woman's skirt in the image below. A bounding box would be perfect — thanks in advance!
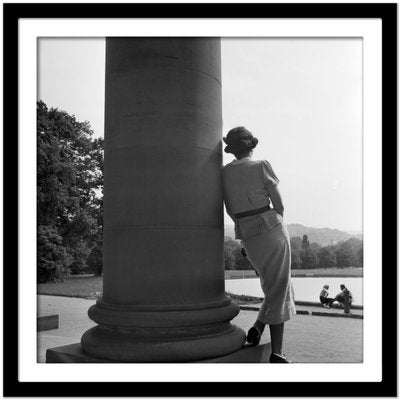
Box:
[242,219,296,325]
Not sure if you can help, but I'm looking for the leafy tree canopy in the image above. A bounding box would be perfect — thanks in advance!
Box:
[224,237,254,271]
[37,101,104,281]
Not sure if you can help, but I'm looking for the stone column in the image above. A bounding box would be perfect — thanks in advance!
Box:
[81,38,246,362]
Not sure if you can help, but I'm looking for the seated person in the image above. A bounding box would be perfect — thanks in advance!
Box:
[319,284,334,308]
[330,284,353,308]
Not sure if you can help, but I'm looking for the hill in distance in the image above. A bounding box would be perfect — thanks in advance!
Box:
[224,223,362,247]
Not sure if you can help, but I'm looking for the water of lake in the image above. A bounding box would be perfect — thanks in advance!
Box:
[225,276,363,306]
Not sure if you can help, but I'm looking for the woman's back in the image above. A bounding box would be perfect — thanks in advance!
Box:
[222,158,279,214]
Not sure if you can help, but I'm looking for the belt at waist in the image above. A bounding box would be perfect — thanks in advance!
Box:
[234,205,271,219]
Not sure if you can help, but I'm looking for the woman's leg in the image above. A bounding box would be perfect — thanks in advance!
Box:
[243,226,295,351]
[269,323,284,355]
[254,319,266,333]
[246,319,265,345]
[321,297,334,306]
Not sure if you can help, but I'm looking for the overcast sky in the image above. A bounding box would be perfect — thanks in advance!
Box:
[38,37,362,233]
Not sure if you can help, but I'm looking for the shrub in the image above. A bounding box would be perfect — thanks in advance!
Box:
[37,225,72,282]
[87,241,103,276]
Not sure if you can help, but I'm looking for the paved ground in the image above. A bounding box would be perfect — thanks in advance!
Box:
[232,310,363,363]
[37,295,363,364]
[37,295,97,363]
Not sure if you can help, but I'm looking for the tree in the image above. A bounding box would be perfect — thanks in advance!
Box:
[335,247,355,269]
[334,240,357,269]
[300,248,317,269]
[344,238,363,268]
[224,237,254,271]
[317,246,337,269]
[356,245,363,268]
[37,101,104,281]
[290,236,302,250]
[62,210,97,274]
[224,237,239,270]
[301,235,310,250]
[235,248,254,271]
[37,225,73,283]
[291,235,318,269]
[290,248,302,269]
[87,236,103,276]
[290,236,302,269]
[310,242,321,253]
[298,234,316,268]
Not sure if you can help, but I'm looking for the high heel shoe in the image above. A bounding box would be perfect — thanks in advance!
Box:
[246,327,262,346]
[269,353,292,363]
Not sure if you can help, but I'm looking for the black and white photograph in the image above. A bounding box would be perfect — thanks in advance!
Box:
[4,2,396,397]
[36,36,364,364]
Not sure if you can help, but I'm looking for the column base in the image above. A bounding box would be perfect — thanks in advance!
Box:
[81,299,246,362]
[47,341,271,363]
[81,323,246,362]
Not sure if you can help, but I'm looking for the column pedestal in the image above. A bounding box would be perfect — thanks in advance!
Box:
[47,342,270,363]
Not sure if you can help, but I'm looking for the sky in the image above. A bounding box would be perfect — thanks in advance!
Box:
[38,37,362,233]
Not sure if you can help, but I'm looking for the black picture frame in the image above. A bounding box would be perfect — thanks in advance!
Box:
[3,2,397,397]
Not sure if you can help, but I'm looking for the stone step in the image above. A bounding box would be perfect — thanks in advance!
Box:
[47,342,272,363]
[239,305,363,319]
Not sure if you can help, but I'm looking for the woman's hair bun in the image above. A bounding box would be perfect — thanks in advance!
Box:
[223,126,258,154]
[251,137,258,148]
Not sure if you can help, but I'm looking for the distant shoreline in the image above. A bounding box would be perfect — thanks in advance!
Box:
[225,223,362,235]
[225,267,363,279]
[224,223,362,247]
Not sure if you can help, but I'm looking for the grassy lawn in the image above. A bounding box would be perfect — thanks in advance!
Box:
[225,270,258,279]
[37,272,260,299]
[37,275,103,298]
[37,268,362,298]
[37,275,263,305]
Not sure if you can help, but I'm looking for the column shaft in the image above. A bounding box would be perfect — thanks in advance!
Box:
[81,38,245,362]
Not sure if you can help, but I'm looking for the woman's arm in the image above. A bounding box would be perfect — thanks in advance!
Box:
[268,184,285,217]
[261,161,284,216]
